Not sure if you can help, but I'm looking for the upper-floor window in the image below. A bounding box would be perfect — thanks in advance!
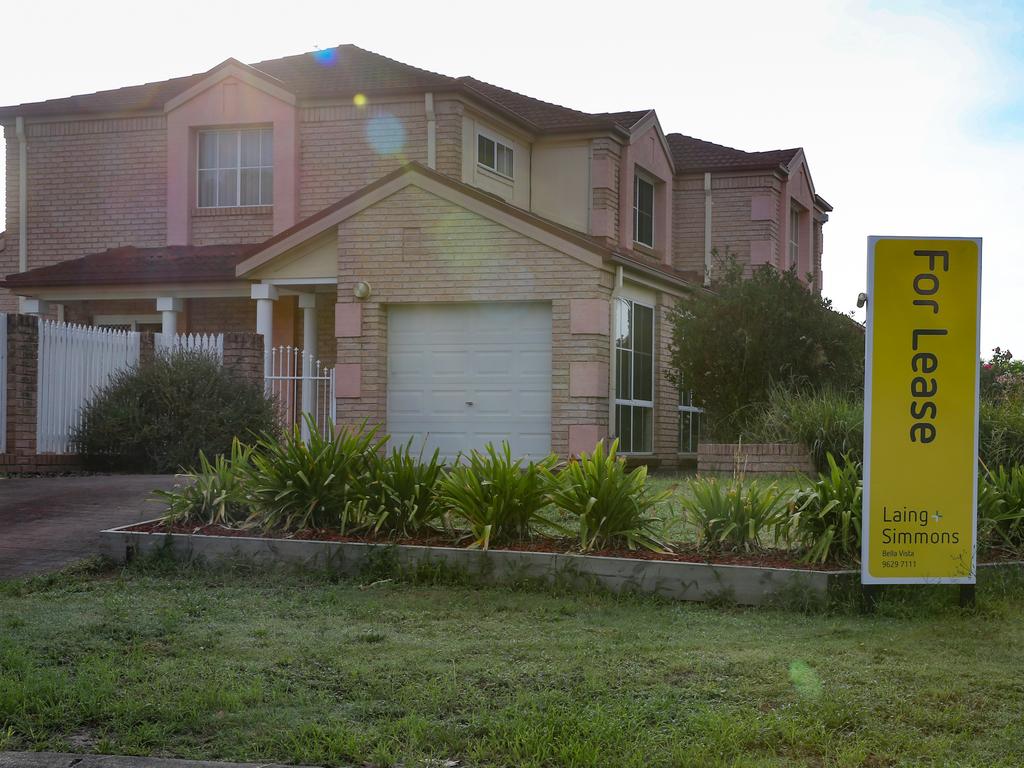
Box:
[198,128,273,208]
[615,297,654,453]
[788,205,800,269]
[633,174,655,248]
[477,133,514,179]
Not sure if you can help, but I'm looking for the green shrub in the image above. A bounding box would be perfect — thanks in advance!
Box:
[979,397,1024,469]
[73,351,277,473]
[792,453,862,565]
[437,442,558,549]
[978,465,1024,551]
[368,441,446,536]
[547,439,669,552]
[741,384,864,472]
[680,477,793,552]
[154,438,254,527]
[247,417,384,533]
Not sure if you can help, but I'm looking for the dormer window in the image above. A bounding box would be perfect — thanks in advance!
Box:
[633,174,655,248]
[198,128,273,208]
[477,133,514,179]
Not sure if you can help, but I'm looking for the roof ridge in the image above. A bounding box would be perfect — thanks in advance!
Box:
[251,43,458,86]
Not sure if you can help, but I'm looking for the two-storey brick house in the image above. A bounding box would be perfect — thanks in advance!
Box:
[0,45,832,463]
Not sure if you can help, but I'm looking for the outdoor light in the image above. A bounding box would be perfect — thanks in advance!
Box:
[353,281,372,299]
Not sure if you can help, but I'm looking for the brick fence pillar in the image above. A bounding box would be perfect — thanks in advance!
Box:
[138,332,156,366]
[222,332,265,388]
[6,314,39,467]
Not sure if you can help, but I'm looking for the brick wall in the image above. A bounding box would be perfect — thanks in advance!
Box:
[191,207,274,246]
[334,184,614,458]
[434,98,464,179]
[591,137,620,244]
[298,101,429,218]
[185,297,255,334]
[698,443,815,476]
[222,331,264,388]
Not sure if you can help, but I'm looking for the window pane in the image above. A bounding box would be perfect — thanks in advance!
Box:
[635,406,653,453]
[496,143,514,177]
[634,176,655,246]
[634,304,653,355]
[478,134,495,169]
[634,352,653,401]
[217,169,238,206]
[616,404,632,453]
[198,169,217,207]
[261,129,273,166]
[240,130,261,167]
[615,298,632,350]
[260,167,274,205]
[217,131,238,169]
[240,168,261,206]
[616,348,632,400]
[198,133,217,170]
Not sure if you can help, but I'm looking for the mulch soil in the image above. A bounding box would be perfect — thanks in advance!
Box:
[127,520,858,571]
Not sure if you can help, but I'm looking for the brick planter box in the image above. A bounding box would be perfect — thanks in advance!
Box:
[99,523,858,607]
[698,443,816,476]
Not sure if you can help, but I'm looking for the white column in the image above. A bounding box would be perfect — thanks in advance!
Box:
[156,297,183,336]
[251,283,279,341]
[298,294,318,438]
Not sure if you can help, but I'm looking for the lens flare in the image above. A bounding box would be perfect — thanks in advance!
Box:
[311,48,338,66]
[366,114,406,156]
[353,93,368,107]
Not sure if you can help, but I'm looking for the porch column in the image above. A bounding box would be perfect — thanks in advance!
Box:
[251,283,278,341]
[298,294,318,437]
[156,297,183,336]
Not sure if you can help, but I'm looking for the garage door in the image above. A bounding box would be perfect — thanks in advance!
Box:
[387,302,552,460]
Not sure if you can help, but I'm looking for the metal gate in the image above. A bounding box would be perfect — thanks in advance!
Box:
[264,346,336,438]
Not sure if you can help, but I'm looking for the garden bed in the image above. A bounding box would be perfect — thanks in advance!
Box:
[102,520,859,606]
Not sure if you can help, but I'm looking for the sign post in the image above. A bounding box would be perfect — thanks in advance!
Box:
[862,237,982,586]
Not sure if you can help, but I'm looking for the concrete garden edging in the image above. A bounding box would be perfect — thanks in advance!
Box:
[99,522,859,606]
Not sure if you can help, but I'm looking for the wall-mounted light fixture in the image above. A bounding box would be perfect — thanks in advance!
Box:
[353,281,372,300]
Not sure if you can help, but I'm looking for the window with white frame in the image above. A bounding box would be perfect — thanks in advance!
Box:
[615,297,654,453]
[198,128,273,208]
[788,205,801,269]
[633,173,655,247]
[477,133,514,178]
[678,388,703,455]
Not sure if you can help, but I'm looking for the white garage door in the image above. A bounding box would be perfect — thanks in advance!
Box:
[387,302,552,460]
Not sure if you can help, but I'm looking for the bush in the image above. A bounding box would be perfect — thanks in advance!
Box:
[368,441,446,536]
[669,258,864,435]
[74,351,277,473]
[791,453,862,565]
[978,465,1024,551]
[547,439,668,552]
[247,417,384,533]
[980,397,1024,469]
[154,438,254,527]
[742,385,864,472]
[437,442,557,549]
[681,477,793,552]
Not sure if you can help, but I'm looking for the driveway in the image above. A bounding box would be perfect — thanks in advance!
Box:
[0,474,175,579]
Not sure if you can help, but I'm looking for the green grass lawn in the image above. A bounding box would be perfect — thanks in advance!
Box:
[3,558,1024,767]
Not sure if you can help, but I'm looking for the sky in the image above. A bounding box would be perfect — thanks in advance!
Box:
[1,0,1022,354]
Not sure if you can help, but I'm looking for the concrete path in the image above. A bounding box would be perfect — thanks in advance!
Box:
[0,475,175,579]
[0,753,315,768]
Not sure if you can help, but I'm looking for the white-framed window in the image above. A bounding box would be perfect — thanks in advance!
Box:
[198,127,273,208]
[477,133,514,178]
[678,388,703,455]
[633,173,655,248]
[614,297,654,453]
[788,205,801,269]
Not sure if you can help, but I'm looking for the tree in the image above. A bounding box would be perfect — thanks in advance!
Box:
[668,259,864,436]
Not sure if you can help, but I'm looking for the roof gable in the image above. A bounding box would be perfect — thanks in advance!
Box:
[163,59,295,112]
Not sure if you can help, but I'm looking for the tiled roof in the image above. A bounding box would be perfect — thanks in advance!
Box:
[598,110,653,130]
[0,46,458,120]
[667,133,801,174]
[0,244,250,289]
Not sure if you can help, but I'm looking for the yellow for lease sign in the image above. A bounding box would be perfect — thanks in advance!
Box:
[863,237,982,584]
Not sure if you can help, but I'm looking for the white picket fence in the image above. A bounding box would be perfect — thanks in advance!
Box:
[264,345,336,438]
[37,320,140,454]
[0,313,6,454]
[155,331,224,361]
